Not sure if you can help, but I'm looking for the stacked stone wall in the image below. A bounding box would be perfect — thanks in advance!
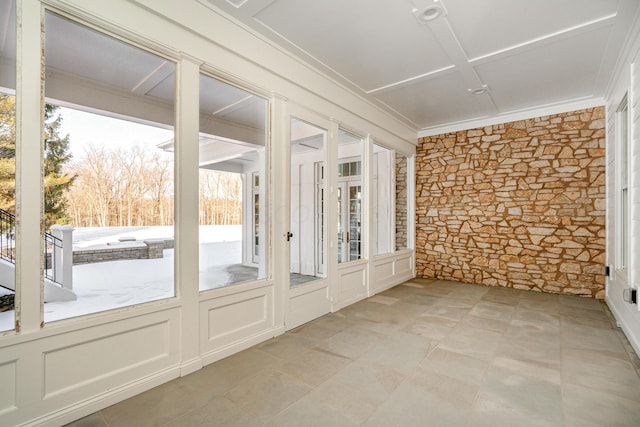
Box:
[415,107,606,298]
[396,154,408,250]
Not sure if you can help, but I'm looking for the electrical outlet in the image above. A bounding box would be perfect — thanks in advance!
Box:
[623,288,637,304]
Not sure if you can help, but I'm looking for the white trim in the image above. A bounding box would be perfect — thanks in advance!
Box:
[606,296,640,358]
[21,366,181,427]
[419,97,605,137]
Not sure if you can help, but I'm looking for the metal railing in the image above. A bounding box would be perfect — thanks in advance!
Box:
[44,231,63,284]
[0,208,65,286]
[0,208,15,264]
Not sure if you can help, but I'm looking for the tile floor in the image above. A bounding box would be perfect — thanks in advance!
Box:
[67,279,640,426]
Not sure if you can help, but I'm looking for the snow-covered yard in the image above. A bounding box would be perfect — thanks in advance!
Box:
[0,225,246,331]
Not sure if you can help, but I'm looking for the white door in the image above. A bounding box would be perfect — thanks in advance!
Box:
[286,112,331,329]
[338,180,362,263]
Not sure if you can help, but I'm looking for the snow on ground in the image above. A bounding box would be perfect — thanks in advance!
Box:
[0,225,243,331]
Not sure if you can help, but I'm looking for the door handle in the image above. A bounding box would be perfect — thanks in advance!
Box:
[286,232,294,241]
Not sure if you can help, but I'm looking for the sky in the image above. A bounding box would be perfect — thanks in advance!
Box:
[58,106,174,156]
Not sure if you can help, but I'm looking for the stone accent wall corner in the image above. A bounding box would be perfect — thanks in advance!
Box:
[415,107,606,298]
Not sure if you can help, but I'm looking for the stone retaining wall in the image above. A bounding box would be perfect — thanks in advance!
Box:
[415,107,606,298]
[72,238,174,265]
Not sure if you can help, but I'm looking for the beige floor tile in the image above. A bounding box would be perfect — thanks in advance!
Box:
[314,325,388,359]
[561,322,628,355]
[562,383,640,427]
[471,365,563,426]
[226,370,312,421]
[401,318,456,341]
[100,381,200,427]
[494,331,562,370]
[437,323,503,360]
[176,348,282,400]
[162,396,263,427]
[469,301,516,322]
[256,333,316,361]
[63,280,640,427]
[265,395,358,427]
[279,347,351,387]
[64,412,109,427]
[513,307,560,327]
[364,380,472,427]
[561,347,640,401]
[458,313,510,333]
[305,360,405,425]
[358,330,433,374]
[420,347,490,385]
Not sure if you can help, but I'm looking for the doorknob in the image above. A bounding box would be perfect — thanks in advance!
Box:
[286,232,294,241]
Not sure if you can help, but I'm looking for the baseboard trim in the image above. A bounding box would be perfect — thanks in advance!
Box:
[180,357,203,377]
[606,298,640,358]
[200,328,276,366]
[27,366,181,427]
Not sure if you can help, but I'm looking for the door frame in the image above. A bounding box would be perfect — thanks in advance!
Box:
[283,104,334,330]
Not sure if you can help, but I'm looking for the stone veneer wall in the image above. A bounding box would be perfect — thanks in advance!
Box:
[396,154,408,250]
[415,107,606,298]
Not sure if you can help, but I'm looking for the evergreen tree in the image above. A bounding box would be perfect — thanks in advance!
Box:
[0,95,74,225]
[43,104,74,226]
[0,95,16,213]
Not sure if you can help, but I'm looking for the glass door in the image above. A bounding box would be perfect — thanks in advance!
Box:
[285,113,331,330]
[337,129,364,264]
[338,179,362,262]
[289,117,327,286]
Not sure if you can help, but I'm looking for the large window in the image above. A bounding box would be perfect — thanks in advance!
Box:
[396,152,409,251]
[373,144,410,256]
[197,73,268,291]
[43,12,176,322]
[337,129,364,263]
[373,144,392,255]
[0,0,15,332]
[618,96,629,275]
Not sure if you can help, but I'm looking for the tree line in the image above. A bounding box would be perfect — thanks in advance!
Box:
[64,145,243,228]
[0,94,244,229]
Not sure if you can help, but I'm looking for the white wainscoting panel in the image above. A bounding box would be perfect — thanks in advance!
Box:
[335,262,368,310]
[372,251,415,293]
[0,359,17,416]
[43,321,170,398]
[200,285,275,364]
[40,309,180,405]
[287,279,331,330]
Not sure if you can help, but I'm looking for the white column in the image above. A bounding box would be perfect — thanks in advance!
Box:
[176,54,202,376]
[16,0,43,333]
[49,225,73,289]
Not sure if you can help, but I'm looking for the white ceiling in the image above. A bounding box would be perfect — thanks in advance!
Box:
[203,0,640,135]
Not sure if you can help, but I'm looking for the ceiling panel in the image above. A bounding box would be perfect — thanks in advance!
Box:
[475,26,611,113]
[254,0,453,91]
[374,72,489,127]
[446,0,619,59]
[45,12,169,94]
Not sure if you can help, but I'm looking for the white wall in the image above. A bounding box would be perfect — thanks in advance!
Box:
[606,13,640,356]
[0,1,416,425]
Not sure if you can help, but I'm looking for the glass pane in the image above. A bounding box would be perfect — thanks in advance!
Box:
[338,129,363,263]
[373,144,392,255]
[349,184,362,261]
[290,118,326,286]
[395,152,408,251]
[44,12,176,322]
[0,0,16,332]
[622,188,628,270]
[618,98,629,272]
[198,73,268,291]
